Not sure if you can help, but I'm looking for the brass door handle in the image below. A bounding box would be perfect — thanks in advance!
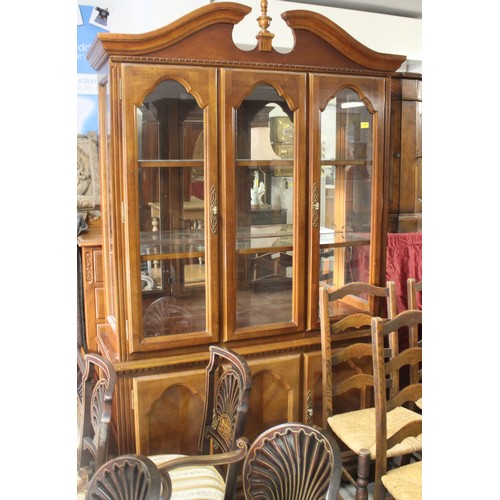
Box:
[312,183,319,228]
[210,185,218,234]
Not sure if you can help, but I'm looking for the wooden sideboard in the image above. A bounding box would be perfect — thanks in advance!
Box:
[77,217,105,354]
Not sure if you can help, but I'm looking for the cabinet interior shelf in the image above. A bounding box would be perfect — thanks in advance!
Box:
[139,228,370,260]
[236,160,293,167]
[139,160,204,168]
[320,159,372,167]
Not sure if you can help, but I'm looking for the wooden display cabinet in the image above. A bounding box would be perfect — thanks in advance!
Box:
[87,1,405,455]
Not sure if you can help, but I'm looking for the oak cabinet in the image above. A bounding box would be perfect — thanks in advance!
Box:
[87,1,405,454]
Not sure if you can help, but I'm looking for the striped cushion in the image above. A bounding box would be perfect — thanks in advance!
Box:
[150,454,226,499]
[77,468,88,500]
[382,461,422,499]
[327,406,422,458]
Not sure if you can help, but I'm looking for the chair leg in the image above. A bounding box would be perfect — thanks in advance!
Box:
[354,449,371,500]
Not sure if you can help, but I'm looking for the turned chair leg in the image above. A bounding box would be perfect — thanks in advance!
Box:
[354,448,371,500]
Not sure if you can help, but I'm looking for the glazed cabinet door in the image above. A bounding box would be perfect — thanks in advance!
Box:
[220,69,307,342]
[132,368,206,456]
[120,65,219,353]
[307,75,388,330]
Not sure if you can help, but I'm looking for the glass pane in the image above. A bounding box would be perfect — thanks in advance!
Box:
[136,80,206,336]
[235,85,294,328]
[138,80,202,161]
[319,88,373,289]
[141,258,206,337]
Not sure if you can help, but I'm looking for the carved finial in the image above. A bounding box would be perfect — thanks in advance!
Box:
[256,0,274,51]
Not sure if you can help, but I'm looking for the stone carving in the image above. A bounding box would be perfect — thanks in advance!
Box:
[77,131,100,210]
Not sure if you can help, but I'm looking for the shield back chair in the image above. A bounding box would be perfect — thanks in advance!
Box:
[367,311,423,500]
[77,349,86,429]
[242,422,343,500]
[149,345,252,500]
[84,454,172,500]
[77,352,117,481]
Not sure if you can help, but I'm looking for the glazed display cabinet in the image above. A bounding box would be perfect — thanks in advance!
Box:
[87,1,405,454]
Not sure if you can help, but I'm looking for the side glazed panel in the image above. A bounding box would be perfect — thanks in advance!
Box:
[308,74,387,330]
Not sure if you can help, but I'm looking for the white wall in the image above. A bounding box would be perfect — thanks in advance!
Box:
[79,0,421,70]
[225,0,421,68]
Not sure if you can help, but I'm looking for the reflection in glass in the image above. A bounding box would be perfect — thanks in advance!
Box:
[136,80,206,336]
[235,84,294,328]
[319,88,373,288]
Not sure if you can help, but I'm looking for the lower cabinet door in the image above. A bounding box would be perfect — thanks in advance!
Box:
[132,352,302,456]
[133,368,206,456]
[244,353,301,444]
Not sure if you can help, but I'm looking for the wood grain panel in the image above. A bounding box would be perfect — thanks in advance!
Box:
[133,369,206,456]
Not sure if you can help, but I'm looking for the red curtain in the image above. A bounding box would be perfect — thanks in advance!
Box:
[349,232,422,311]
[386,232,422,311]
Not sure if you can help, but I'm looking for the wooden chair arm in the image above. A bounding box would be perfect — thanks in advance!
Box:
[157,437,249,473]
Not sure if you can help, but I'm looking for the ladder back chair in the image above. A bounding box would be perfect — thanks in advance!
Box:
[319,281,400,494]
[381,461,422,500]
[319,281,397,429]
[150,345,252,500]
[364,311,423,500]
[406,278,422,411]
[406,277,422,311]
[242,423,343,500]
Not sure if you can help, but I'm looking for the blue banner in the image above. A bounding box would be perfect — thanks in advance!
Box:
[77,5,109,134]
